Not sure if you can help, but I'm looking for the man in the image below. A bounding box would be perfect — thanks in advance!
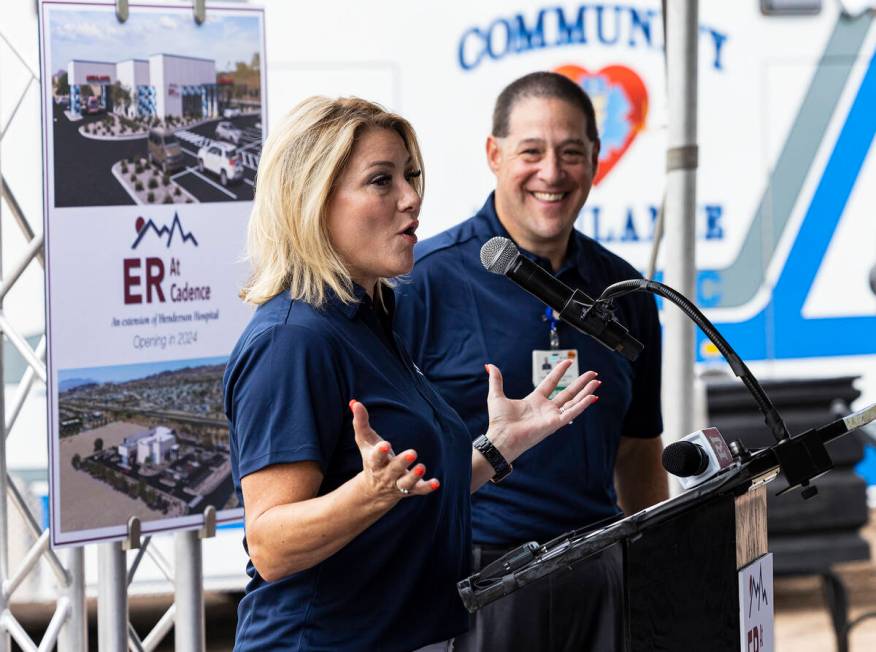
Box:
[395,71,668,650]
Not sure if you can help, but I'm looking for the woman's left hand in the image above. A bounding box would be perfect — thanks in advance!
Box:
[483,359,600,461]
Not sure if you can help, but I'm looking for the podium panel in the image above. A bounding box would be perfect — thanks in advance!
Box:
[625,488,769,652]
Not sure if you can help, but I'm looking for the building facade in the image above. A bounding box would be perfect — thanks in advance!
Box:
[119,426,177,466]
[66,54,219,120]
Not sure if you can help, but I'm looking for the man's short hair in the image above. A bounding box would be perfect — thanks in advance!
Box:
[492,71,599,143]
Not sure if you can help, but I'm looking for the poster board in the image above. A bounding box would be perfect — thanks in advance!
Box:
[39,0,265,546]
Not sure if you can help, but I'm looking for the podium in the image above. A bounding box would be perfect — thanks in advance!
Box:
[458,458,777,652]
[624,485,768,651]
[461,269,875,650]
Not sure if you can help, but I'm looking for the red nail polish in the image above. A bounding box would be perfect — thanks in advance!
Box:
[348,400,356,411]
[593,395,600,403]
[405,452,416,463]
[484,364,490,373]
[430,480,440,490]
[414,465,425,477]
[379,442,391,454]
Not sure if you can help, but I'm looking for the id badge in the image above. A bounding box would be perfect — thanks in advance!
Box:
[532,349,579,398]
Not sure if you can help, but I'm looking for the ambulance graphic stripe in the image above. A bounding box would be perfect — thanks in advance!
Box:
[704,40,876,360]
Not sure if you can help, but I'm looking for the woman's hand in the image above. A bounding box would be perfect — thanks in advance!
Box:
[350,400,440,506]
[483,360,600,462]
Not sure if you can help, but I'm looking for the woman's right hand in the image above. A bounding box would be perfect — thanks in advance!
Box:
[350,400,440,506]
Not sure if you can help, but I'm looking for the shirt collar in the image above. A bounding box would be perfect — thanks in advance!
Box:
[326,282,395,321]
[473,192,592,285]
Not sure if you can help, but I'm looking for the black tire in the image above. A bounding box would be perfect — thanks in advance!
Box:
[220,169,228,186]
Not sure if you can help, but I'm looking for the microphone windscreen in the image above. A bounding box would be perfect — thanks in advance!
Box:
[662,440,709,477]
[480,237,518,274]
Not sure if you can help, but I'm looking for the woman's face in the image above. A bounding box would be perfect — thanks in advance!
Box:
[326,127,422,295]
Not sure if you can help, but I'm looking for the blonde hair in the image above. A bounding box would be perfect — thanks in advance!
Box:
[240,96,425,306]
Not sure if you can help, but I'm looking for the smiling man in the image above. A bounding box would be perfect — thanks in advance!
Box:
[395,72,668,651]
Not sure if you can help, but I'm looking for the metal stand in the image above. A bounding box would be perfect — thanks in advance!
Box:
[0,297,10,652]
[661,0,699,456]
[58,546,87,651]
[0,21,87,652]
[174,506,216,652]
[3,5,228,652]
[175,532,205,650]
[98,542,127,652]
[821,570,849,652]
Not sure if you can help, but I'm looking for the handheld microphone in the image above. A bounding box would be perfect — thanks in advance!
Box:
[479,236,643,362]
[662,427,736,490]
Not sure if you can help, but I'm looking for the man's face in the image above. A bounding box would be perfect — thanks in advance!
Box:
[487,96,599,253]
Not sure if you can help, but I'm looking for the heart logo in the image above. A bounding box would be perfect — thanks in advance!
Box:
[554,64,649,185]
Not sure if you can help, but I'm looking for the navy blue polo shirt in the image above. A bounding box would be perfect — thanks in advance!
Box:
[224,284,472,651]
[395,194,662,547]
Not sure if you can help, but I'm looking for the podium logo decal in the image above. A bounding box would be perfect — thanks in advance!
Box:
[748,564,769,617]
[554,64,648,185]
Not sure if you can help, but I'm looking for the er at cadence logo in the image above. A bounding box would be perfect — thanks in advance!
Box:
[123,214,212,305]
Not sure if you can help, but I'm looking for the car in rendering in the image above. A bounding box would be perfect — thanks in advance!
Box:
[215,121,242,145]
[147,128,185,173]
[222,107,241,118]
[197,142,243,186]
[84,96,101,114]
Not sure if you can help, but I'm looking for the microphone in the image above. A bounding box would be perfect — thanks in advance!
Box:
[662,427,736,490]
[479,236,644,362]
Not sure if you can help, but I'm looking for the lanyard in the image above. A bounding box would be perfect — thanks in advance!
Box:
[544,306,560,350]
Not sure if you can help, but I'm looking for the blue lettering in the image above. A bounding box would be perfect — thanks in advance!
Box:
[697,270,722,307]
[457,5,730,73]
[702,27,728,70]
[588,205,609,241]
[555,5,588,46]
[628,8,656,48]
[511,11,547,52]
[648,204,660,239]
[621,208,639,241]
[486,18,513,60]
[595,4,622,46]
[705,204,724,239]
[458,27,486,71]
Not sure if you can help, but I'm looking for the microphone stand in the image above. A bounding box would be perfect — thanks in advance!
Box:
[595,278,790,443]
[591,278,837,497]
[457,278,876,612]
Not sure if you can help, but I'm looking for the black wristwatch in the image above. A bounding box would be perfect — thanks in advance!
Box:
[472,434,512,483]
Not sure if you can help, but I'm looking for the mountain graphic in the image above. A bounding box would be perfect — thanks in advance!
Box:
[131,213,199,249]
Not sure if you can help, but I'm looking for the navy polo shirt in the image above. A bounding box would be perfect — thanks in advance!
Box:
[395,194,662,547]
[223,284,472,651]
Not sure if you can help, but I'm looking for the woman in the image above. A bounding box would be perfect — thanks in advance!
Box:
[223,96,601,651]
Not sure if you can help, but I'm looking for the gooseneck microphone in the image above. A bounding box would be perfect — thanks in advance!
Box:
[479,236,644,362]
